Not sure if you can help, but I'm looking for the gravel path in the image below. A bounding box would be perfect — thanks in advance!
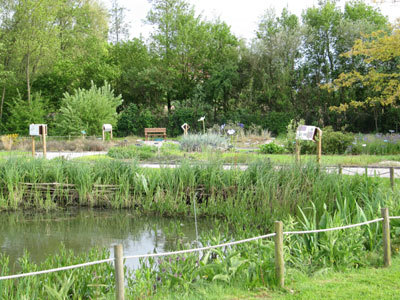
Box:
[34,152,399,178]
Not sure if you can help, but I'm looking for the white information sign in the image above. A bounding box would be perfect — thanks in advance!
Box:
[296,125,318,141]
[103,124,112,132]
[29,124,40,136]
[29,124,47,136]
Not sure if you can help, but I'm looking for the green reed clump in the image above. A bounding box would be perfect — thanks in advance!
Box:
[0,245,115,300]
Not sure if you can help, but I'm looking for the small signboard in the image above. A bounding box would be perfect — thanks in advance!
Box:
[29,124,47,136]
[103,124,112,132]
[296,125,318,141]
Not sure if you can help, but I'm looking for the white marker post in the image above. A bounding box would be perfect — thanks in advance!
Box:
[102,124,113,141]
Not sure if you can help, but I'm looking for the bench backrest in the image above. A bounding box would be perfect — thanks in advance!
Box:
[144,128,166,134]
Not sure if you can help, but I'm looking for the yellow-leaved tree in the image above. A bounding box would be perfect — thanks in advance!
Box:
[323,23,400,130]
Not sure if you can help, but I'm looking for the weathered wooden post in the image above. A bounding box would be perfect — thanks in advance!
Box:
[274,221,284,288]
[114,244,125,300]
[31,137,35,157]
[316,128,322,165]
[295,140,300,163]
[390,167,394,190]
[42,129,47,159]
[381,208,391,267]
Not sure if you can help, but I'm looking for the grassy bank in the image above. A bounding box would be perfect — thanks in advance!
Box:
[150,255,400,300]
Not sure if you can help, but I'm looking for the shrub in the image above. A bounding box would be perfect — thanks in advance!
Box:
[5,93,50,135]
[179,134,228,152]
[322,126,354,155]
[107,145,157,160]
[259,142,285,154]
[55,82,122,136]
[167,106,207,137]
[116,104,157,136]
[264,111,294,135]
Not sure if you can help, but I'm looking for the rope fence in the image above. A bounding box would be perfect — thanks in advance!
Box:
[0,208,398,299]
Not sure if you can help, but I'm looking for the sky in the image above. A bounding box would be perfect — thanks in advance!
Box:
[106,0,400,42]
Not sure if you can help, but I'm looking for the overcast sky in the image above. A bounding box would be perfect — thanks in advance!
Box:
[106,0,399,42]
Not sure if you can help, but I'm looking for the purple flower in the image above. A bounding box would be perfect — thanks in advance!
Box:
[221,124,225,130]
[237,123,244,128]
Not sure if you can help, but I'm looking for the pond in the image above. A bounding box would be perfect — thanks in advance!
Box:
[0,209,208,272]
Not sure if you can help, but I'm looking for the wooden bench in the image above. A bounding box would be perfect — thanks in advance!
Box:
[144,128,167,141]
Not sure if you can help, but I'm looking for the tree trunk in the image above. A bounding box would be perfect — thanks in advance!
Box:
[0,86,5,121]
[26,52,31,105]
[167,93,171,113]
[374,107,379,132]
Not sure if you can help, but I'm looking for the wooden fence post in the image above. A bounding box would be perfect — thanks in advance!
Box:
[390,167,394,190]
[42,132,47,159]
[381,208,391,268]
[274,221,284,288]
[114,244,125,300]
[295,140,300,163]
[31,137,35,157]
[317,129,322,165]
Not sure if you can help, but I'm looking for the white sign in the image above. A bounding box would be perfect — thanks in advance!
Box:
[296,125,318,141]
[103,124,112,132]
[29,124,47,136]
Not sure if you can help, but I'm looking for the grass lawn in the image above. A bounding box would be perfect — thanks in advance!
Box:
[154,257,400,299]
[0,151,29,159]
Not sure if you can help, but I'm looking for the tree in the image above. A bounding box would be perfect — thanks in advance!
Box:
[146,0,214,112]
[109,0,130,43]
[249,8,301,113]
[324,25,400,130]
[298,0,389,127]
[55,82,122,135]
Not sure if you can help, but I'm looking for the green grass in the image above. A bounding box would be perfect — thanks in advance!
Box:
[270,257,400,299]
[0,151,29,158]
[150,256,400,300]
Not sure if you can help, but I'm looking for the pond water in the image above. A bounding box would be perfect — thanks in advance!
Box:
[0,209,208,272]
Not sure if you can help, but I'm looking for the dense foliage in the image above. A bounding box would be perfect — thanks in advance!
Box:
[56,82,122,135]
[0,0,397,135]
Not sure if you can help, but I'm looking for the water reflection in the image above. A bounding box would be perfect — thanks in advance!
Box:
[0,209,207,272]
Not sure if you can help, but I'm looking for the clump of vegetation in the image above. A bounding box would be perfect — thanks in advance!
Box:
[55,82,122,136]
[107,145,158,160]
[0,159,400,298]
[180,133,229,152]
[0,134,18,150]
[259,142,286,154]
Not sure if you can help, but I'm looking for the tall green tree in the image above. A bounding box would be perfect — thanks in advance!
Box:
[249,8,301,113]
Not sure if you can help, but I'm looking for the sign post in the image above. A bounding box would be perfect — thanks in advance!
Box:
[29,124,47,158]
[102,124,113,141]
[295,125,322,164]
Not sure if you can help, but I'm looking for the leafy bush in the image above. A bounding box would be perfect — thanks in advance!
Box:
[5,93,50,135]
[264,111,294,135]
[180,134,228,152]
[55,82,122,136]
[259,142,285,154]
[116,103,157,136]
[167,106,207,136]
[322,126,354,155]
[107,145,157,160]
